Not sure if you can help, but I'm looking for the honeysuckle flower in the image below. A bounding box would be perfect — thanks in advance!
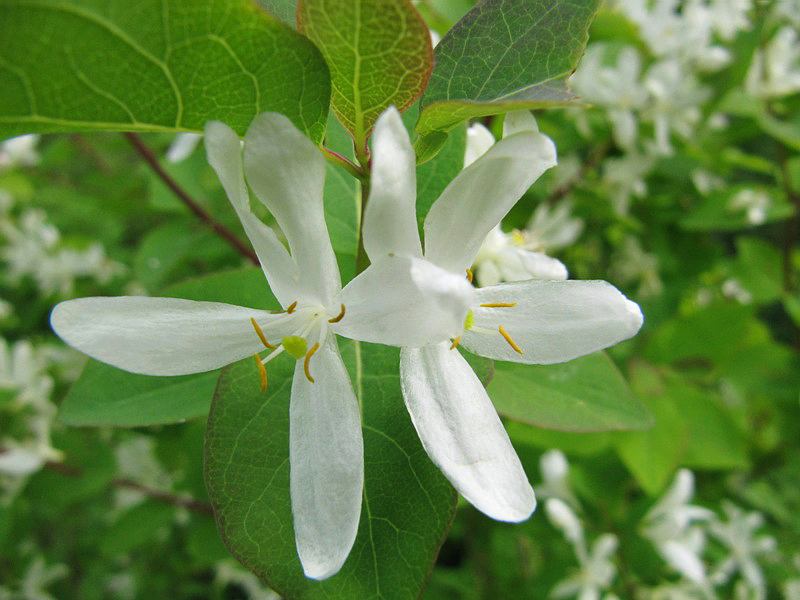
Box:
[745,25,800,98]
[727,188,771,225]
[546,498,619,600]
[468,122,581,286]
[0,134,40,169]
[642,470,715,586]
[538,449,580,509]
[363,107,644,523]
[50,112,472,580]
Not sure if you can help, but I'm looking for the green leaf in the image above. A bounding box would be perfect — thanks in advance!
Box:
[415,123,466,224]
[100,501,176,556]
[257,0,297,27]
[487,352,651,432]
[730,237,783,304]
[323,114,359,261]
[298,0,433,147]
[58,268,278,427]
[0,0,330,141]
[205,341,456,598]
[416,0,601,135]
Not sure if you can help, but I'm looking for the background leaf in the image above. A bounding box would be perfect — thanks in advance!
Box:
[487,352,651,431]
[205,341,457,599]
[0,0,330,141]
[416,0,601,136]
[298,0,432,147]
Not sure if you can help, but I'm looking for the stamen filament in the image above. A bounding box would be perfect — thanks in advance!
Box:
[286,301,298,314]
[250,317,277,349]
[328,303,346,323]
[304,342,320,383]
[480,302,517,308]
[498,325,524,354]
[450,336,461,350]
[466,268,474,283]
[253,353,268,392]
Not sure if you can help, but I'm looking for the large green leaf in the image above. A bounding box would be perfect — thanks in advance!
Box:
[0,0,330,141]
[58,268,277,427]
[416,0,601,136]
[487,352,651,431]
[298,0,432,147]
[205,341,457,598]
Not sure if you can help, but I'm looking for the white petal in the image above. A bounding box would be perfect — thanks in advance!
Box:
[464,123,495,167]
[461,280,643,364]
[204,121,298,305]
[499,248,568,282]
[400,343,535,521]
[50,297,274,375]
[362,108,423,260]
[0,447,44,476]
[290,338,362,580]
[502,110,540,137]
[166,132,202,163]
[337,255,473,346]
[424,128,557,274]
[243,113,340,304]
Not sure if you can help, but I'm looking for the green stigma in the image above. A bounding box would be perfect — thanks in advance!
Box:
[282,336,308,359]
[464,310,474,331]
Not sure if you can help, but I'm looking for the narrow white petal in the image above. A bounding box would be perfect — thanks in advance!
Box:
[243,113,340,304]
[502,110,540,137]
[166,132,202,163]
[424,129,557,274]
[461,280,643,364]
[0,447,44,476]
[464,123,495,167]
[50,297,274,375]
[290,338,362,580]
[363,108,423,260]
[499,249,568,282]
[337,255,473,346]
[400,343,535,521]
[204,121,298,305]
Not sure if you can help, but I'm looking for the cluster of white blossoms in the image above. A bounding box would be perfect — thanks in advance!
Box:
[539,454,782,600]
[50,107,644,579]
[0,336,62,500]
[0,190,122,297]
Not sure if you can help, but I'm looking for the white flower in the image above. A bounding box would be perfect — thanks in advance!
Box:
[546,498,619,600]
[642,470,715,585]
[363,107,644,523]
[707,0,752,41]
[537,449,580,509]
[0,134,40,169]
[727,188,771,225]
[50,112,473,580]
[601,150,655,216]
[745,25,800,98]
[708,501,777,599]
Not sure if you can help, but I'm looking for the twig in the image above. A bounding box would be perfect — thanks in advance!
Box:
[124,132,258,265]
[44,460,214,516]
[322,146,364,180]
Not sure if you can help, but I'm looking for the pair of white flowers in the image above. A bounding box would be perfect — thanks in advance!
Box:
[50,108,643,580]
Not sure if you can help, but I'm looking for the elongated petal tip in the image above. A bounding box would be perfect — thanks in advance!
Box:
[624,297,645,334]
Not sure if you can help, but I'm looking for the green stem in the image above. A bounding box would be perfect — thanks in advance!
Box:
[354,138,372,275]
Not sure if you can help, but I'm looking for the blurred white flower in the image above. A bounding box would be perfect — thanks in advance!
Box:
[0,134,40,170]
[641,469,715,586]
[215,560,281,600]
[166,132,203,163]
[537,449,581,509]
[113,436,174,511]
[727,189,771,225]
[773,0,800,26]
[602,150,655,215]
[610,236,663,298]
[745,26,800,98]
[0,555,68,600]
[571,45,646,149]
[721,278,753,304]
[547,498,619,600]
[708,501,776,600]
[707,0,752,41]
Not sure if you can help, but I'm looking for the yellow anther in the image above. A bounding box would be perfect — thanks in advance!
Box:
[498,325,524,354]
[449,336,461,350]
[328,303,346,323]
[286,301,298,314]
[480,302,517,308]
[254,353,267,392]
[250,317,277,349]
[304,342,320,383]
[466,268,474,283]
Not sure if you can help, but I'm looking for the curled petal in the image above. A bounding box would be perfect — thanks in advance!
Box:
[244,113,340,304]
[205,120,298,304]
[424,128,557,274]
[363,107,423,260]
[290,338,363,579]
[338,255,473,346]
[461,280,643,364]
[50,297,274,375]
[400,343,535,522]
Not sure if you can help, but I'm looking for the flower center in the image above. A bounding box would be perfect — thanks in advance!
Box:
[249,300,346,391]
[449,302,524,355]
